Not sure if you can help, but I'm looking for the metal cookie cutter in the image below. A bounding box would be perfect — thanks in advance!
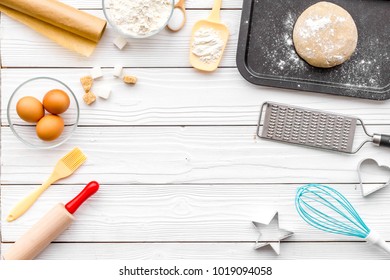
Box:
[252,212,293,255]
[357,158,390,197]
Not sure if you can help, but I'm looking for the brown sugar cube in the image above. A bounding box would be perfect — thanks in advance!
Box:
[123,75,137,85]
[80,75,93,92]
[83,91,96,105]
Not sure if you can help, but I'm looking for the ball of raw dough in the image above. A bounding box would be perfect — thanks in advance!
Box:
[293,1,358,68]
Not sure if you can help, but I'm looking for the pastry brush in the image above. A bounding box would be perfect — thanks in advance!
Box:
[7,147,86,222]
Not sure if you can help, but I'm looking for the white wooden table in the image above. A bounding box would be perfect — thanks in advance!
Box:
[1,0,390,260]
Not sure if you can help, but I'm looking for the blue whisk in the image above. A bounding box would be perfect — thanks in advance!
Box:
[295,184,390,254]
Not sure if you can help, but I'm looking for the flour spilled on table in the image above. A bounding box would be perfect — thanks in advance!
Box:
[269,13,305,71]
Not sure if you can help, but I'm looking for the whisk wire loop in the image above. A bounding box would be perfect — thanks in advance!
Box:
[300,200,359,236]
[304,187,368,234]
[299,199,358,236]
[296,184,370,239]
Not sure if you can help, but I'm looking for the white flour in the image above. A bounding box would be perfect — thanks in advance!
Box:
[108,0,172,36]
[299,16,332,38]
[296,14,352,63]
[192,27,224,64]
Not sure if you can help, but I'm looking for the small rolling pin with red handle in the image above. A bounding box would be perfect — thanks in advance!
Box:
[3,181,99,260]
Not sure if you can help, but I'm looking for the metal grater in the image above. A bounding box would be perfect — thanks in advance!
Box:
[257,102,390,154]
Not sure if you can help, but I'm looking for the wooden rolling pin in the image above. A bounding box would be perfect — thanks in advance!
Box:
[3,181,99,260]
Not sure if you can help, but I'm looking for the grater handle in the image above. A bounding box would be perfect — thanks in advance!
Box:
[372,134,390,148]
[256,102,269,138]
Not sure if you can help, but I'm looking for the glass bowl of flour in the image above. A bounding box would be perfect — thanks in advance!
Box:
[103,0,174,38]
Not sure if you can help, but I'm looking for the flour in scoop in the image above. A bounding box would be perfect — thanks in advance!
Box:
[108,0,172,37]
[192,27,224,64]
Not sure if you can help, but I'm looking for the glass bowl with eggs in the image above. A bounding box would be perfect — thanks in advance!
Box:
[102,0,174,39]
[7,77,79,149]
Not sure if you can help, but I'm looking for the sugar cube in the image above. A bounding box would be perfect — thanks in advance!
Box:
[90,66,103,79]
[80,75,93,92]
[113,65,123,78]
[113,36,128,50]
[123,75,137,84]
[95,86,112,100]
[83,91,96,105]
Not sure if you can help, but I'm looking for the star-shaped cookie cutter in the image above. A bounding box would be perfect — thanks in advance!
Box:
[252,212,293,255]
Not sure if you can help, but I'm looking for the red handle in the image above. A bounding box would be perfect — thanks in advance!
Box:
[65,181,99,214]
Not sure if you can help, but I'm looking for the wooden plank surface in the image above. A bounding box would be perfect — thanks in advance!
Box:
[2,126,390,185]
[2,184,390,242]
[2,68,389,126]
[2,0,390,261]
[0,10,240,67]
[2,242,390,260]
[61,0,244,10]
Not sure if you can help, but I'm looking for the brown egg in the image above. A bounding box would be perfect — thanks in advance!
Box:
[16,96,45,123]
[36,115,64,141]
[43,89,70,115]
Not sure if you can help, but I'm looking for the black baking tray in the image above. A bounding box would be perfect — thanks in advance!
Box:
[236,0,390,100]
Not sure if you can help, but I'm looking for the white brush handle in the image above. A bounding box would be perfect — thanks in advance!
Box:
[365,230,390,254]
